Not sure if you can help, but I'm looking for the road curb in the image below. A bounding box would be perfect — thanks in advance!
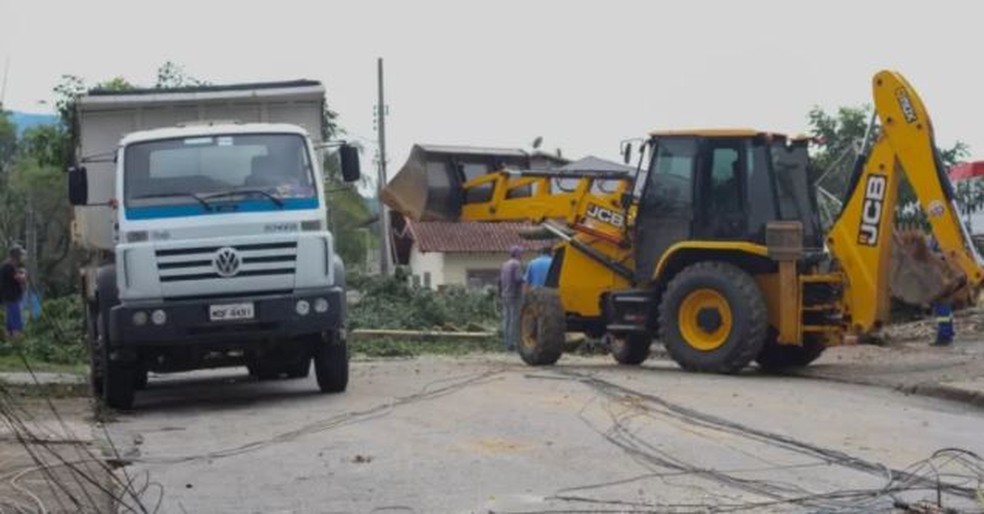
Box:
[903,382,984,409]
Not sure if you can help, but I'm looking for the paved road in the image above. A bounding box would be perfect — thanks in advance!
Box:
[105,355,984,513]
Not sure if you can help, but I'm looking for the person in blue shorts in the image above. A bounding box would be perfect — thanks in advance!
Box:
[1,245,27,341]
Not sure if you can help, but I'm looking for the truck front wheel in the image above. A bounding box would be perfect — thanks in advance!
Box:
[103,358,136,410]
[313,331,348,393]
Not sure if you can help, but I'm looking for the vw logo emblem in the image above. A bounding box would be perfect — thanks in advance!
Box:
[213,247,241,277]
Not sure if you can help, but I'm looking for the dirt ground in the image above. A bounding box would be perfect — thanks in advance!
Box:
[98,355,984,513]
[0,394,121,514]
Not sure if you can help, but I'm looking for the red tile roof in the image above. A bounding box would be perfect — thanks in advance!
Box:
[405,220,548,254]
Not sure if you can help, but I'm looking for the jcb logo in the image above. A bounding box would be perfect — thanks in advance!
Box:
[896,88,918,124]
[586,203,625,228]
[858,175,887,246]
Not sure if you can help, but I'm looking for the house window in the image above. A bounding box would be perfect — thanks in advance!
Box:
[423,272,432,289]
[466,269,499,289]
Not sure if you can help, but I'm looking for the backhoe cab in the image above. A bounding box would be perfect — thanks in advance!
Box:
[383,70,981,375]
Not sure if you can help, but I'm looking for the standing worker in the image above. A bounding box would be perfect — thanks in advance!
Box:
[499,245,524,352]
[524,247,553,289]
[0,245,28,341]
[925,234,954,346]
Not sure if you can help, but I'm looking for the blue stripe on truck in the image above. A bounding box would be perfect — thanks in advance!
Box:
[125,198,319,220]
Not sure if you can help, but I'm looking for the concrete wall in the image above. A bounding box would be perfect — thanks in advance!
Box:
[408,248,508,289]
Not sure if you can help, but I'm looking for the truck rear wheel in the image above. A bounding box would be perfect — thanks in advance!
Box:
[608,332,651,365]
[314,332,348,393]
[756,333,826,372]
[658,262,767,374]
[518,289,565,366]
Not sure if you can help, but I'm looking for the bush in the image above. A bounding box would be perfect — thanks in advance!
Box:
[349,272,499,332]
[0,296,87,365]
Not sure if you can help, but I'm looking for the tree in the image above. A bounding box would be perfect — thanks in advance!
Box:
[156,61,207,89]
[807,104,973,227]
[0,107,16,172]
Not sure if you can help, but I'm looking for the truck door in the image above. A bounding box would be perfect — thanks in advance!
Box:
[634,137,698,284]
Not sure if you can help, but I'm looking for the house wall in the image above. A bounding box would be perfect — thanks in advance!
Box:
[442,253,510,288]
[408,248,509,289]
[408,247,444,288]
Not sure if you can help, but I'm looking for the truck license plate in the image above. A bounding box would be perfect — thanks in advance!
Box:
[209,303,255,322]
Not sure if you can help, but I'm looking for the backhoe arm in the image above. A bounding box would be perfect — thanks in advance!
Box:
[828,70,984,334]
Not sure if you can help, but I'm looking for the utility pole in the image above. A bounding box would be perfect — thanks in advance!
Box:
[376,57,392,276]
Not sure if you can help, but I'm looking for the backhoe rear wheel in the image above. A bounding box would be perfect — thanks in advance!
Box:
[607,332,651,365]
[658,262,767,374]
[518,289,565,366]
[755,333,826,372]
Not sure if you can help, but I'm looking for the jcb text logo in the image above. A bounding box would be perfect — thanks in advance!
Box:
[858,175,887,246]
[586,203,625,228]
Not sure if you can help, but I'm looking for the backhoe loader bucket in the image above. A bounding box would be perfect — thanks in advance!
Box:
[890,230,965,306]
[381,144,531,221]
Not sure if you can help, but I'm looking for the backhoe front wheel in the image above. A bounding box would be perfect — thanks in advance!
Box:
[756,333,826,372]
[658,262,767,374]
[518,289,565,366]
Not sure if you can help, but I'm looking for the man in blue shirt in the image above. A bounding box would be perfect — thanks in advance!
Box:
[524,247,553,289]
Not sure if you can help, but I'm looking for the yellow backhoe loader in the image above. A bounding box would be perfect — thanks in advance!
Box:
[382,70,984,373]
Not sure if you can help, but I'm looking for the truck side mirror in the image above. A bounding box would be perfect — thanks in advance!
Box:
[68,166,89,206]
[339,144,361,183]
[622,142,633,165]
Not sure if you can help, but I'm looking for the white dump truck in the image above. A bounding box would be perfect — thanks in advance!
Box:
[67,80,361,409]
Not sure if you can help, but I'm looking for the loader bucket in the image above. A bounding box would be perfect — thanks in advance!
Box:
[890,230,965,306]
[381,144,531,221]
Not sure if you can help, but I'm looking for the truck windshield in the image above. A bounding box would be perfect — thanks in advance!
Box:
[124,133,316,209]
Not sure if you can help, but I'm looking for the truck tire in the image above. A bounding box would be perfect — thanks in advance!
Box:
[103,359,136,410]
[756,334,826,372]
[88,305,104,396]
[286,357,311,379]
[608,332,651,365]
[518,289,565,366]
[314,332,348,393]
[658,262,767,374]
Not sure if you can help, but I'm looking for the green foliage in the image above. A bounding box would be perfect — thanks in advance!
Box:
[348,272,499,332]
[0,296,86,365]
[156,61,207,89]
[0,108,16,170]
[807,104,974,227]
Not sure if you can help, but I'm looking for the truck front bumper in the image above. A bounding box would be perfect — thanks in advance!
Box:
[109,288,345,345]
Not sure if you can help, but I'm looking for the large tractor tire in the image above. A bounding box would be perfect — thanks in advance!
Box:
[658,262,767,374]
[607,332,652,365]
[755,334,826,372]
[314,331,348,393]
[518,289,565,366]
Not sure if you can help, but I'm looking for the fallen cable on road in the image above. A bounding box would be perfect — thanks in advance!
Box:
[521,368,984,513]
[135,368,506,465]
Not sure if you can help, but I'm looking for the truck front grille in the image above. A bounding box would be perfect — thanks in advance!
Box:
[155,242,297,283]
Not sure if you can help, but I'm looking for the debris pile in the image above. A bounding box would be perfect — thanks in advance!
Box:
[883,306,984,342]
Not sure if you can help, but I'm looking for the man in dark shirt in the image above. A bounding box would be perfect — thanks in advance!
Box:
[498,246,524,351]
[1,245,27,340]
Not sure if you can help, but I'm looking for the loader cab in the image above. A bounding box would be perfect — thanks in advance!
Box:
[632,131,822,283]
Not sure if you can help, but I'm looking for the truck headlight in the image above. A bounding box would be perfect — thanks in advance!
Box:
[151,309,167,325]
[132,311,148,326]
[296,300,311,316]
[314,298,329,313]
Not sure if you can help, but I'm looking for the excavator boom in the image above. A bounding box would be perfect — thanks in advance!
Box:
[828,70,984,333]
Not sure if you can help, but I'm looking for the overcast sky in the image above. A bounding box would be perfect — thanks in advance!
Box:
[2,0,983,175]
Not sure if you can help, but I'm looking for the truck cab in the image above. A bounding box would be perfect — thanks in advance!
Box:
[67,82,359,409]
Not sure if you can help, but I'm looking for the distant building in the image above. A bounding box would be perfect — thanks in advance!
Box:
[390,214,546,289]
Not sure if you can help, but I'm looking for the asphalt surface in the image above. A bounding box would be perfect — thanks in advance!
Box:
[104,355,984,513]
